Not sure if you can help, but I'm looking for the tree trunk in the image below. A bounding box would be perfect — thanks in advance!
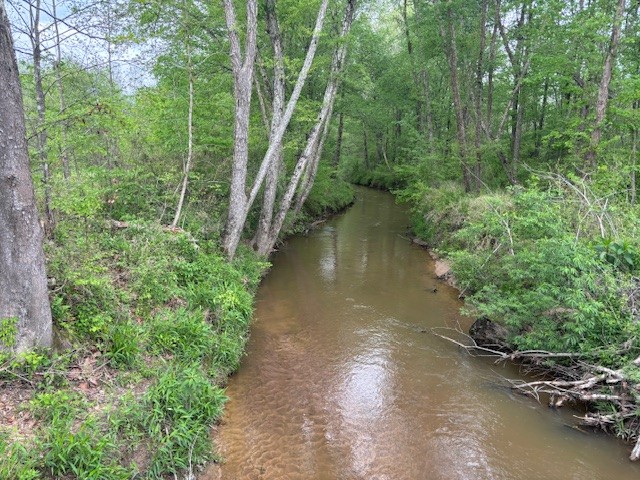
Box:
[221,0,258,259]
[632,126,637,205]
[402,0,424,134]
[52,0,70,180]
[473,0,488,191]
[535,78,549,155]
[439,1,471,192]
[585,0,625,167]
[257,0,356,257]
[223,0,329,259]
[333,110,344,167]
[30,0,54,236]
[422,69,435,145]
[0,1,53,352]
[363,123,370,168]
[486,20,498,127]
[171,42,194,228]
[253,0,286,251]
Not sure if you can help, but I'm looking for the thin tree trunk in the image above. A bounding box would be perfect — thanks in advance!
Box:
[585,0,625,167]
[402,0,424,134]
[632,126,637,205]
[293,107,334,216]
[511,86,525,181]
[422,70,435,145]
[486,20,498,127]
[535,78,548,155]
[254,74,271,134]
[0,1,53,351]
[333,111,344,166]
[493,0,529,184]
[253,0,286,251]
[473,0,488,191]
[376,131,384,165]
[30,0,54,236]
[439,1,471,192]
[52,0,70,180]
[363,122,370,168]
[224,0,329,259]
[171,43,194,228]
[244,0,329,212]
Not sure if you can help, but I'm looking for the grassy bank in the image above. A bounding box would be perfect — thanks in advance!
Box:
[0,166,353,479]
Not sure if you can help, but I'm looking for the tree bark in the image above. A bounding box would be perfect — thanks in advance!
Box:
[333,110,344,167]
[422,69,435,145]
[486,20,498,127]
[171,41,194,228]
[473,0,488,191]
[52,0,70,180]
[363,122,370,168]
[221,0,258,259]
[632,125,637,205]
[0,0,53,352]
[585,0,625,167]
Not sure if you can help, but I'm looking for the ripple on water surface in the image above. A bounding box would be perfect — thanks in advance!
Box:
[207,188,640,480]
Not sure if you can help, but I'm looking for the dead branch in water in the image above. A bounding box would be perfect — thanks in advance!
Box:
[432,326,640,461]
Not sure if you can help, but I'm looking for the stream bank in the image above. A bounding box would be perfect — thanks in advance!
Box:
[396,180,640,461]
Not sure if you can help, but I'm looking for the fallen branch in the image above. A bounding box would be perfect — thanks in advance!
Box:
[433,324,640,461]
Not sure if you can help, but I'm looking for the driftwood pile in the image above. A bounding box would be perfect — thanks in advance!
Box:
[434,323,640,461]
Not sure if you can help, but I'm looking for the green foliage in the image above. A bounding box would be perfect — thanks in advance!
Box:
[0,433,39,480]
[29,390,86,422]
[143,365,227,478]
[105,322,141,369]
[42,417,132,479]
[52,169,106,220]
[406,182,640,366]
[10,350,51,377]
[594,238,638,273]
[149,309,215,362]
[0,317,17,348]
[304,164,355,217]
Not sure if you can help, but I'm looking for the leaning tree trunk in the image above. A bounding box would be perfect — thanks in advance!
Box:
[222,0,328,259]
[0,0,52,352]
[256,0,356,257]
[171,44,194,228]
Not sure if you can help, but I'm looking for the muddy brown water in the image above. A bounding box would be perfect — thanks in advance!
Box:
[206,188,640,480]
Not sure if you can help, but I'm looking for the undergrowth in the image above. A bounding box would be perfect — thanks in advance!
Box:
[397,174,640,368]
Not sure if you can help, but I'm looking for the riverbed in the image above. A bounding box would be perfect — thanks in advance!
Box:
[204,187,640,479]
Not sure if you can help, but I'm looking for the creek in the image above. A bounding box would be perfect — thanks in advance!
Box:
[206,187,640,479]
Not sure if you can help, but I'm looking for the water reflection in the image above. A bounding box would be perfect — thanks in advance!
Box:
[209,188,640,480]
